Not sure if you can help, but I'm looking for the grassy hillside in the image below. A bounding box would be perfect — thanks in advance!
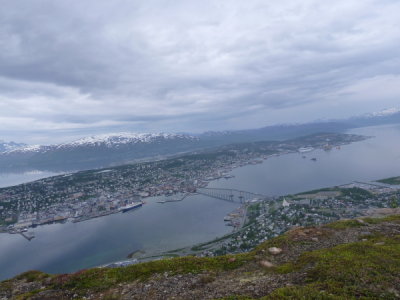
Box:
[1,214,400,299]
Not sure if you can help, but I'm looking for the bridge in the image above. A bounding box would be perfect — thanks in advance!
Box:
[196,187,270,203]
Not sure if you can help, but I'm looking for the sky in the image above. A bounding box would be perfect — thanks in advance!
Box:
[1,0,400,144]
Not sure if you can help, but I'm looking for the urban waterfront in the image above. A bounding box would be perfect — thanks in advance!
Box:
[0,194,238,280]
[0,124,400,280]
[1,132,357,229]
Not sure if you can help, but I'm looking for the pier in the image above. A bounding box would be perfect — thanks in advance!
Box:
[19,231,35,241]
[158,193,190,203]
[6,230,35,241]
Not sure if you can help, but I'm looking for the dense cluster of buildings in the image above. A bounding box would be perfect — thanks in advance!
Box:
[0,133,365,233]
[208,182,400,256]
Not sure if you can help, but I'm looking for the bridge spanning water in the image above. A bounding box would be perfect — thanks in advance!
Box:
[196,187,270,203]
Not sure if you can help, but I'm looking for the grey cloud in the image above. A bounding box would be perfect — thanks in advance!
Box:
[0,0,400,143]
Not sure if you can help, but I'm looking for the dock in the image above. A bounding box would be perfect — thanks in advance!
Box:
[7,229,35,241]
[19,231,35,241]
[158,193,190,204]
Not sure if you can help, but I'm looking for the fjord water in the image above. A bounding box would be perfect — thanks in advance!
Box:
[208,124,400,194]
[0,170,62,188]
[1,124,400,280]
[0,195,238,280]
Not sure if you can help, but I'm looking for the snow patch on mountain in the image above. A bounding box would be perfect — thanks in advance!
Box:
[17,145,44,152]
[0,141,27,153]
[3,144,46,154]
[59,132,198,148]
[2,132,198,154]
[368,108,400,117]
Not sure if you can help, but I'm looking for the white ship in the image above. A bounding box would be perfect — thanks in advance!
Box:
[119,202,143,213]
[298,147,314,153]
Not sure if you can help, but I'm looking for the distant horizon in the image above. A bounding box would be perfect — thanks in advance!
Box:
[2,1,400,145]
[1,106,399,145]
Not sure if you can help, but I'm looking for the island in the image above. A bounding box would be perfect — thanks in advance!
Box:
[0,132,366,234]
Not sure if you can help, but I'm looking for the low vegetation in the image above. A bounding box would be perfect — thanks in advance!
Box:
[273,236,400,299]
[1,214,400,299]
[378,176,400,185]
[53,253,253,294]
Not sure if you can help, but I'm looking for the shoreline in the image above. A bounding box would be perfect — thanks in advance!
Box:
[0,133,369,235]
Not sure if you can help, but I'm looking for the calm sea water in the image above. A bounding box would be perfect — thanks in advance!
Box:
[0,124,400,280]
[0,194,238,280]
[0,171,63,188]
[208,124,400,195]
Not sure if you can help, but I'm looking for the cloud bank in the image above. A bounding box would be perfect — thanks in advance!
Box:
[1,0,400,143]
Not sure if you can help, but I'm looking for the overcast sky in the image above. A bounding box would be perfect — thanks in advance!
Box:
[1,0,400,144]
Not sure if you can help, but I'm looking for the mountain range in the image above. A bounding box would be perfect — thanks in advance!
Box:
[0,133,201,172]
[0,141,27,153]
[0,108,399,172]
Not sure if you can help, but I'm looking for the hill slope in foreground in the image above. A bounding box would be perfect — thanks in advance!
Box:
[1,211,400,299]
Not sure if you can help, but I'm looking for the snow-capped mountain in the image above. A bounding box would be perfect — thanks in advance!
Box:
[367,108,400,117]
[344,107,400,128]
[0,132,201,172]
[6,133,198,155]
[0,140,27,153]
[1,107,400,173]
[6,144,44,154]
[60,132,197,148]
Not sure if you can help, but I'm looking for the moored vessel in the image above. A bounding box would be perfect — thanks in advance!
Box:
[119,202,143,213]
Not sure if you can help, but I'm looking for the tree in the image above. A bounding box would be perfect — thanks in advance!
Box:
[390,196,398,208]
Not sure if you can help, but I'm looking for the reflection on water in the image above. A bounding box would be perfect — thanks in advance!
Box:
[0,124,400,280]
[0,171,63,188]
[208,124,400,195]
[0,194,238,280]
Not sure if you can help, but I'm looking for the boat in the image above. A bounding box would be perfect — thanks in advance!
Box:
[311,157,317,161]
[119,202,143,213]
[298,147,314,153]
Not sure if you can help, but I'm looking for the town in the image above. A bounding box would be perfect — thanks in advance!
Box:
[200,180,400,257]
[0,133,366,234]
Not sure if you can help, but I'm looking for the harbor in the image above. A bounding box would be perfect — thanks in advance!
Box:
[157,193,191,203]
[7,228,35,241]
[0,124,400,280]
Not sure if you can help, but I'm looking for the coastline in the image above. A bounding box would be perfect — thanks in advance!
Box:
[0,133,369,235]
